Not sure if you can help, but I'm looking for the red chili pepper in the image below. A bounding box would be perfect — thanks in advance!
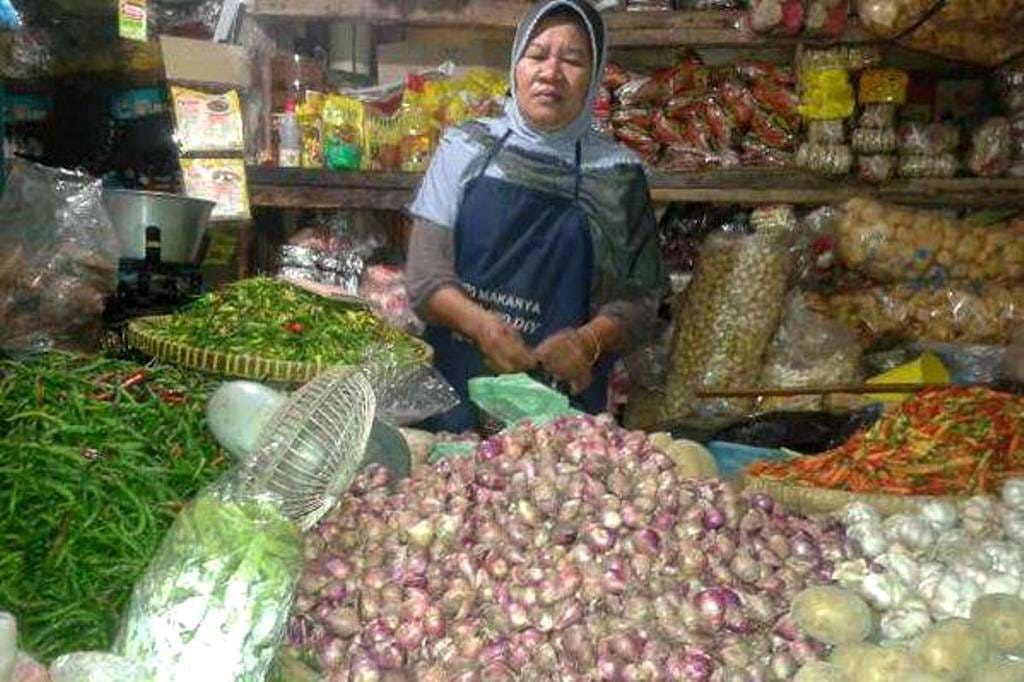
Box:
[283,321,305,334]
[120,370,149,390]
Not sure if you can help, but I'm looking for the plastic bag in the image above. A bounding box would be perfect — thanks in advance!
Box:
[896,3,1024,67]
[913,342,1008,384]
[359,265,424,336]
[751,204,798,238]
[702,404,883,452]
[798,45,883,75]
[799,69,856,120]
[758,292,862,411]
[805,0,849,38]
[664,232,792,419]
[657,204,748,272]
[968,117,1012,178]
[361,359,460,427]
[805,280,1024,346]
[858,103,897,129]
[808,119,846,145]
[797,143,853,175]
[747,0,806,36]
[836,198,1024,283]
[179,158,251,221]
[898,153,957,178]
[898,122,960,155]
[0,160,119,356]
[115,489,303,682]
[170,87,244,154]
[49,652,149,682]
[998,65,1024,114]
[468,373,580,427]
[0,0,20,29]
[856,154,896,183]
[851,127,897,153]
[855,0,939,38]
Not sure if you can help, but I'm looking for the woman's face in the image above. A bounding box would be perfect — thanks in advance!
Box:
[514,15,592,132]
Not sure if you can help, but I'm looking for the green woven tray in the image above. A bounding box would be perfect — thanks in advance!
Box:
[126,314,432,384]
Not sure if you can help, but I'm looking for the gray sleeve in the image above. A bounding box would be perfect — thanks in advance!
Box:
[404,216,459,319]
[599,295,662,352]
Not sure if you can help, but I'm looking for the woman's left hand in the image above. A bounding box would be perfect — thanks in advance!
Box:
[535,328,596,395]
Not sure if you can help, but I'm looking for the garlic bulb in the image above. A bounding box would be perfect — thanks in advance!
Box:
[962,496,1002,538]
[980,542,1024,577]
[928,571,981,619]
[1002,479,1024,511]
[860,571,908,611]
[832,559,870,591]
[841,502,881,529]
[876,552,920,587]
[982,572,1022,596]
[916,562,945,604]
[879,597,932,641]
[1003,510,1024,545]
[918,500,957,533]
[848,523,889,558]
[935,529,973,564]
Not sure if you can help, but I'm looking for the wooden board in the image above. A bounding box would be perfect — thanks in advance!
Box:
[248,166,1024,210]
[251,1,873,47]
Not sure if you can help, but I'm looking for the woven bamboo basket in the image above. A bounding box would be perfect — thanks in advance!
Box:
[126,314,432,384]
[743,474,958,516]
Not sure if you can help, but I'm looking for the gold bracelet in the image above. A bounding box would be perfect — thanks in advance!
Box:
[579,326,602,366]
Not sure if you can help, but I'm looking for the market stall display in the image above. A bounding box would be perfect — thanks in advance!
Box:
[749,387,1024,497]
[282,414,855,680]
[0,352,227,661]
[126,277,427,383]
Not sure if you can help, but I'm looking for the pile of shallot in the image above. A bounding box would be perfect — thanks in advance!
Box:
[285,415,855,680]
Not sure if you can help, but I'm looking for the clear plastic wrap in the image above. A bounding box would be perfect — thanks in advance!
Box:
[855,0,940,38]
[0,160,119,356]
[968,117,1012,178]
[836,198,1024,282]
[998,65,1024,114]
[898,153,957,178]
[664,232,792,419]
[797,143,854,175]
[808,119,846,145]
[805,280,1024,346]
[674,0,743,6]
[115,489,303,682]
[897,3,1024,67]
[49,653,149,682]
[750,204,798,238]
[798,45,883,75]
[912,342,1008,384]
[851,127,897,153]
[0,29,54,80]
[359,356,460,427]
[804,0,850,38]
[746,0,807,36]
[359,265,423,336]
[759,293,862,411]
[856,154,895,183]
[858,103,897,130]
[898,121,961,155]
[657,204,748,272]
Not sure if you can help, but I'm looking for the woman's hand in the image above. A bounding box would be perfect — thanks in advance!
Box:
[535,328,596,395]
[473,315,537,374]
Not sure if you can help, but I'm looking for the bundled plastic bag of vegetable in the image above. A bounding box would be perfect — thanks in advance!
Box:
[115,365,380,681]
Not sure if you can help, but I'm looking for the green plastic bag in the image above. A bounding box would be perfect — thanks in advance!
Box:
[468,373,580,428]
[428,441,478,464]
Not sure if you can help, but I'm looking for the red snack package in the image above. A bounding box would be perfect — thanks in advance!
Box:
[741,135,795,166]
[736,60,796,86]
[604,62,632,91]
[614,123,661,161]
[751,78,801,129]
[719,79,758,128]
[611,107,654,129]
[651,111,688,146]
[616,76,671,107]
[805,0,848,38]
[665,93,704,121]
[750,108,797,149]
[702,96,735,150]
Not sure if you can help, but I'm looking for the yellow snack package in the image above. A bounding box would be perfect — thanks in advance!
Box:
[170,86,244,154]
[296,97,323,169]
[858,69,910,105]
[799,69,856,120]
[363,113,403,171]
[180,158,251,222]
[322,95,364,171]
[400,111,433,172]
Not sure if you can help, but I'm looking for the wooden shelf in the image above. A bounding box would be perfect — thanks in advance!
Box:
[250,1,873,47]
[247,166,1024,209]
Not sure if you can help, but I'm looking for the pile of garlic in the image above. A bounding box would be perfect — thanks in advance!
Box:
[832,480,1024,644]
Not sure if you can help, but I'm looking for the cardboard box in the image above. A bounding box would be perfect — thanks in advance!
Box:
[160,35,251,89]
[376,28,510,85]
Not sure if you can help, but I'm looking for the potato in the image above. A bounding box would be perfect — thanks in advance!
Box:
[970,594,1024,656]
[791,586,874,645]
[915,619,992,681]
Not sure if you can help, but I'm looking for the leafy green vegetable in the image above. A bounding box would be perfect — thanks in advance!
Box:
[146,277,419,364]
[116,491,302,681]
[0,352,227,661]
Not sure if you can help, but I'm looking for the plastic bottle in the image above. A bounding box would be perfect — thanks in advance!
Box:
[278,99,301,168]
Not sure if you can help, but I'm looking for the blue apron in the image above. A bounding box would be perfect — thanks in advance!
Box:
[424,132,612,431]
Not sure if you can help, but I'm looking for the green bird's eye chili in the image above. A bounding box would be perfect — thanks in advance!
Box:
[0,352,227,661]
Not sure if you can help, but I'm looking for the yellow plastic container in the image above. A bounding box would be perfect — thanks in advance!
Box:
[865,352,950,404]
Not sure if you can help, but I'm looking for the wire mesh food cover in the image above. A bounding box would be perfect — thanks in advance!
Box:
[232,365,376,530]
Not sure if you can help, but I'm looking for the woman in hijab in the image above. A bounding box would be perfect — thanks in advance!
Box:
[406,0,667,431]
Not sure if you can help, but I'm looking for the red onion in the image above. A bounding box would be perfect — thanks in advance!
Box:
[584,524,616,553]
[703,507,727,531]
[681,649,715,681]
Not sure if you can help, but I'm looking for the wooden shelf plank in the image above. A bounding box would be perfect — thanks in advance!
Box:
[250,1,874,47]
[247,166,1024,209]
